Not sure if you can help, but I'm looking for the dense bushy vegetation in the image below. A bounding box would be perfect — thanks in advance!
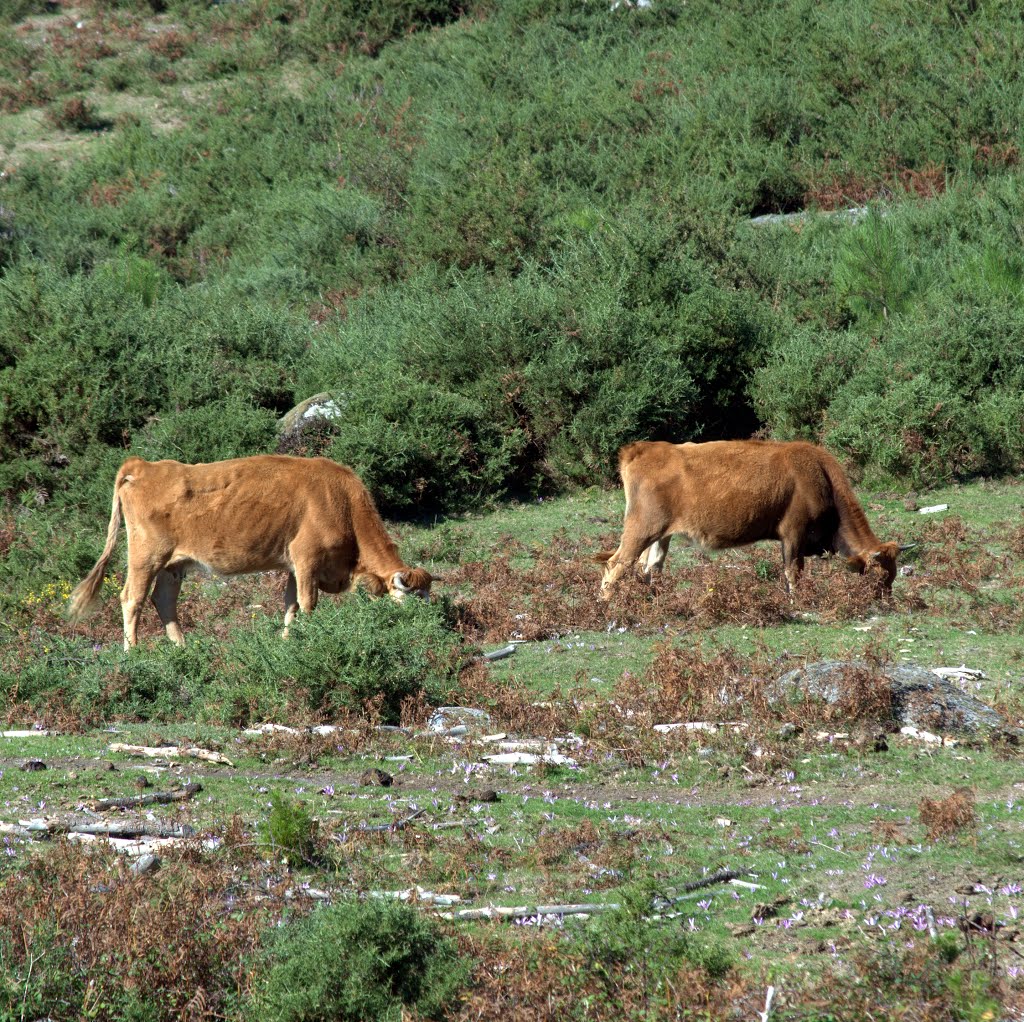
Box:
[3,0,1024,519]
[1,0,1023,643]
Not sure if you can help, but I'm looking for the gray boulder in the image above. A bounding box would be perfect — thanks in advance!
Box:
[772,660,1019,739]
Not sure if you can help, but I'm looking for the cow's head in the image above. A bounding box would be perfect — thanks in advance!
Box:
[846,542,914,594]
[388,567,436,602]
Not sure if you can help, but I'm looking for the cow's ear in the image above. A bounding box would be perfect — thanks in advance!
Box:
[591,550,615,564]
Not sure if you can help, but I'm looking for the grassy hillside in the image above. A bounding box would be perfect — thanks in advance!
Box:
[2,1,1024,1019]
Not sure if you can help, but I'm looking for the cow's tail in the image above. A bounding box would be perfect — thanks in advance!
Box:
[68,476,126,622]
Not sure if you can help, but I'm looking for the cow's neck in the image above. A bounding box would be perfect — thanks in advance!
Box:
[350,506,409,578]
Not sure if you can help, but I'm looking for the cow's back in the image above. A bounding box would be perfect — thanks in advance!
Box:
[118,455,363,575]
[618,440,836,548]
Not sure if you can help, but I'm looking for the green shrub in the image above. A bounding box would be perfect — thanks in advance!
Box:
[296,0,467,58]
[223,593,465,723]
[249,898,469,1022]
[265,791,319,864]
[305,221,772,510]
[573,880,736,985]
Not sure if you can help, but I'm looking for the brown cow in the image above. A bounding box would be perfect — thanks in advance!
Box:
[68,455,435,649]
[596,440,908,598]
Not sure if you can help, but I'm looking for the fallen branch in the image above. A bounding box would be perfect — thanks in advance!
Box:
[679,868,742,893]
[87,782,203,812]
[108,742,234,766]
[481,645,516,662]
[447,871,754,922]
[1,729,55,738]
[19,818,194,839]
[68,833,220,856]
[451,902,621,921]
[331,810,425,837]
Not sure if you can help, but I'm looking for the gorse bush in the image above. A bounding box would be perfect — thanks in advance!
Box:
[265,792,319,864]
[304,219,772,510]
[249,898,470,1022]
[222,592,465,723]
[1,0,1024,578]
[1,589,466,725]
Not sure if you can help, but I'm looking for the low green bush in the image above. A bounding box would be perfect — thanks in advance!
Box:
[265,792,319,865]
[222,593,465,723]
[249,898,469,1022]
[571,880,736,989]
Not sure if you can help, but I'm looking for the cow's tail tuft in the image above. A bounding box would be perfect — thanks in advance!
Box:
[68,476,126,622]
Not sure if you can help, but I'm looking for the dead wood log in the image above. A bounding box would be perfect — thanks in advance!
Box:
[20,818,194,839]
[88,782,203,812]
[331,810,425,837]
[679,868,742,893]
[108,742,234,766]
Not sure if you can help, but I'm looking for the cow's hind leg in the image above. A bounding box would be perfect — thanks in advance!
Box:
[151,566,186,646]
[121,560,161,650]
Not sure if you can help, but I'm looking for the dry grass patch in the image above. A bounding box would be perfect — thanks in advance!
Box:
[0,839,288,1021]
[919,788,977,844]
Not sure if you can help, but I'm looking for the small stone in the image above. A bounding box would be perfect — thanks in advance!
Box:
[98,761,117,772]
[873,735,889,753]
[778,722,801,740]
[716,765,731,779]
[360,768,393,787]
[133,775,153,791]
[428,707,492,733]
[960,911,997,935]
[903,493,919,512]
[130,854,161,876]
[20,760,46,772]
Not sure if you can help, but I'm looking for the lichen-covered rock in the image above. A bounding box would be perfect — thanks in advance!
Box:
[772,660,1019,738]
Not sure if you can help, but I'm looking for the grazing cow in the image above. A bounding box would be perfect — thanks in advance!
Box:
[68,455,435,649]
[596,440,909,598]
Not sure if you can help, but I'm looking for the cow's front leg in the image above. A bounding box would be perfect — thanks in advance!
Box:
[780,540,804,598]
[281,567,319,639]
[640,536,671,579]
[282,572,300,639]
[599,525,664,600]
